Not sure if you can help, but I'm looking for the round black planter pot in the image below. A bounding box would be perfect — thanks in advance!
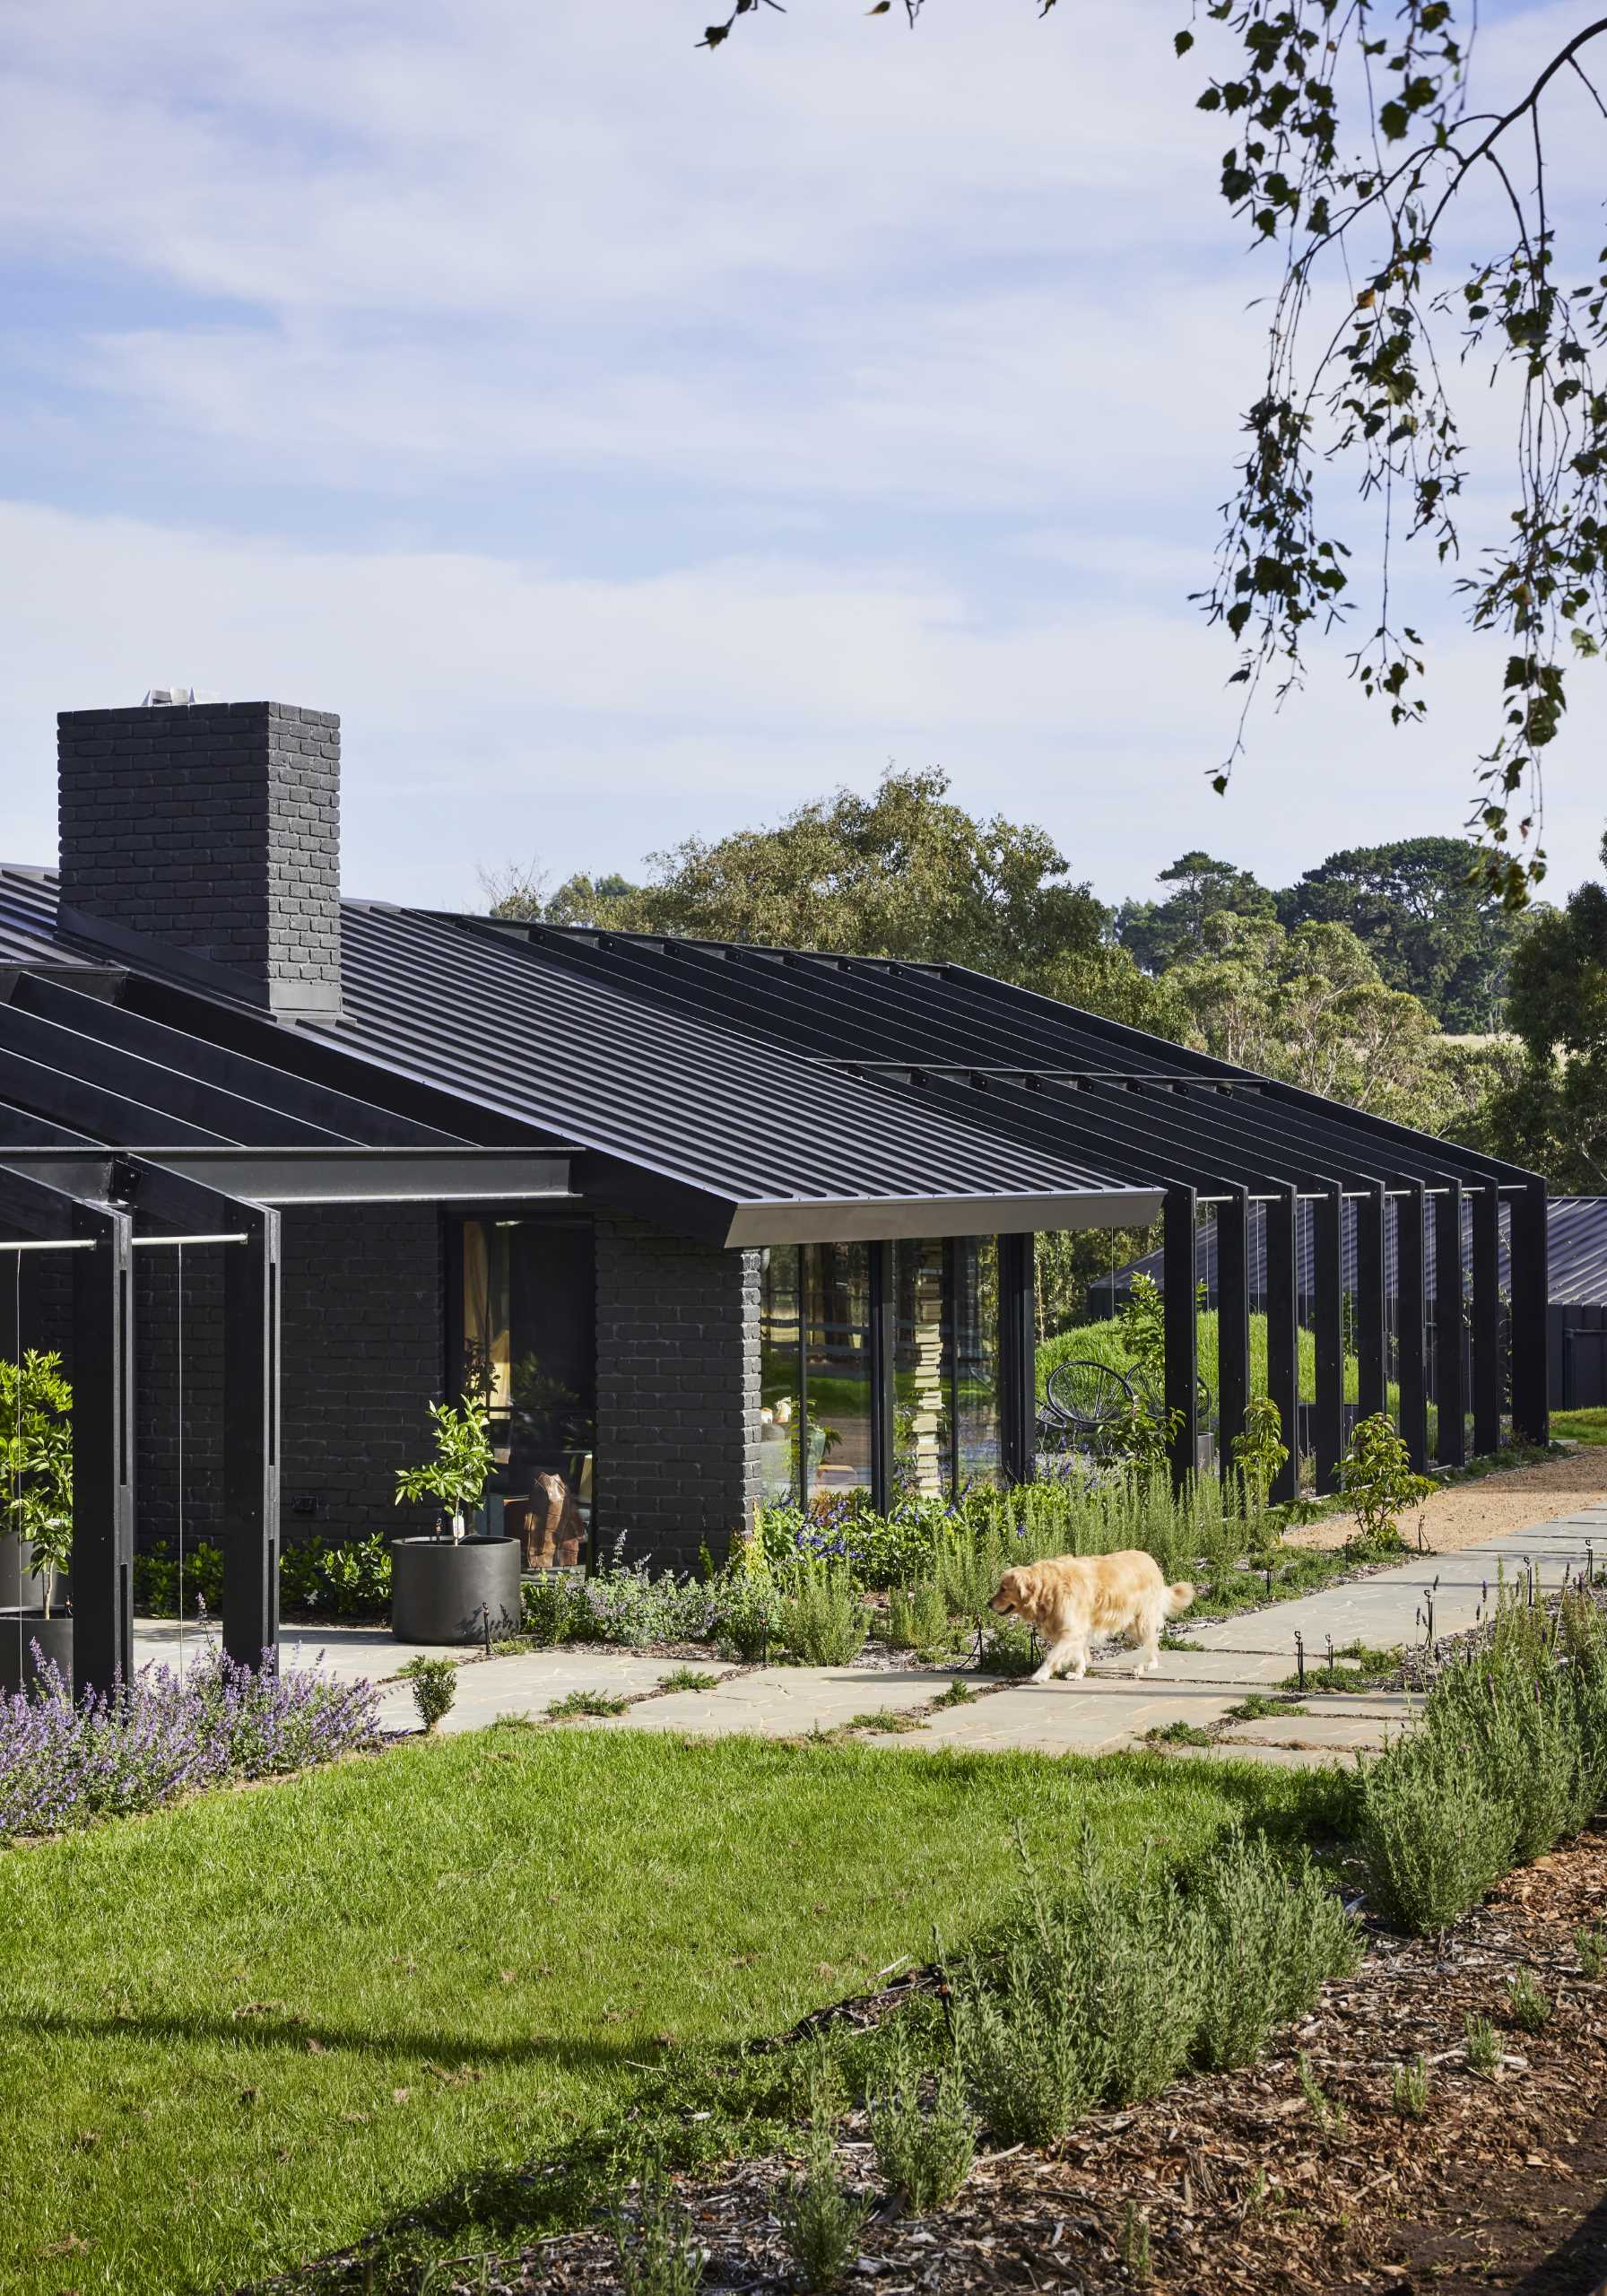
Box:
[0,1536,50,1612]
[390,1536,521,1646]
[0,1611,74,1697]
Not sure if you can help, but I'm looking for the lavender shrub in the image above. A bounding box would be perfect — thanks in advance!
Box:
[0,1648,380,1844]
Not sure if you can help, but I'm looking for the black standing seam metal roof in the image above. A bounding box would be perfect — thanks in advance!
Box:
[1090,1196,1607,1310]
[463,918,1531,1202]
[316,903,1156,1237]
[0,866,112,974]
[0,873,1160,1243]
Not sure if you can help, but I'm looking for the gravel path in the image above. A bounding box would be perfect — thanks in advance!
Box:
[1284,1442,1607,1556]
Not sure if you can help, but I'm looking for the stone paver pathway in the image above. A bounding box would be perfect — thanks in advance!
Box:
[131,1500,1607,1768]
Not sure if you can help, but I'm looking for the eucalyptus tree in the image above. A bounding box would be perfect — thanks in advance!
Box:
[696,0,1607,905]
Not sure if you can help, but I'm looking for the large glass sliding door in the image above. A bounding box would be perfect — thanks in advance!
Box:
[454,1213,595,1566]
[760,1234,1012,1509]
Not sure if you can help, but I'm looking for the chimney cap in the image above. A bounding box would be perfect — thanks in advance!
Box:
[142,684,218,706]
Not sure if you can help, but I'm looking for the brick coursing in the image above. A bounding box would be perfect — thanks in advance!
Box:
[56,701,341,1013]
[593,1210,760,1570]
[132,1204,444,1557]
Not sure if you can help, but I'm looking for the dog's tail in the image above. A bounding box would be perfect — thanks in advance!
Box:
[1165,1580,1196,1617]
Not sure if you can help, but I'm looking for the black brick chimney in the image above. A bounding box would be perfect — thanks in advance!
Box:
[56,700,341,1020]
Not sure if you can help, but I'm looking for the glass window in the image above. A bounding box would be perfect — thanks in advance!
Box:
[459,1215,595,1562]
[804,1242,873,1498]
[892,1238,950,1497]
[954,1236,1003,1487]
[759,1246,805,1505]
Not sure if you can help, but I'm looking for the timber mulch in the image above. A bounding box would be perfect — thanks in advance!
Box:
[493,1828,1607,2295]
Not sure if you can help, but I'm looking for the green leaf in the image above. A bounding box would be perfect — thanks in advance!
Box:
[1378,100,1410,140]
[1175,28,1194,54]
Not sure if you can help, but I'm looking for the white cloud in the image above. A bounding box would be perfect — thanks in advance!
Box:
[0,501,1598,915]
[0,0,1600,923]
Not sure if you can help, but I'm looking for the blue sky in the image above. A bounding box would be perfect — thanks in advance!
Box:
[0,0,1601,911]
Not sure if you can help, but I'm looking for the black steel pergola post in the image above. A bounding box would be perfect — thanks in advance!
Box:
[1510,1179,1550,1446]
[0,1167,135,1699]
[223,1202,282,1667]
[1355,1182,1387,1420]
[72,1200,135,1694]
[1312,1182,1345,1493]
[1264,1187,1299,1504]
[1434,1186,1467,1466]
[1397,1183,1429,1473]
[1216,1187,1251,1489]
[1163,1187,1198,1490]
[867,1240,894,1512]
[1471,1187,1502,1454]
[998,1232,1037,1485]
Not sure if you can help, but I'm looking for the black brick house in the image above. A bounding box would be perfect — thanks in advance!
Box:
[0,699,1550,1689]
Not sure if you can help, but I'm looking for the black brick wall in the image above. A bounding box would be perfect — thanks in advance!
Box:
[594,1211,760,1570]
[57,700,341,1016]
[131,1205,444,1559]
[280,1204,444,1541]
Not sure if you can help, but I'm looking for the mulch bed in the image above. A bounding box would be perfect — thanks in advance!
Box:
[473,1827,1607,2295]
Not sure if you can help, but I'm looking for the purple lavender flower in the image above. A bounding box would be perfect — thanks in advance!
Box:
[0,1647,380,1845]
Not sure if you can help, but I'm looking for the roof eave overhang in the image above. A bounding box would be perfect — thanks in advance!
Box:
[720,1187,1164,1248]
[0,1145,577,1208]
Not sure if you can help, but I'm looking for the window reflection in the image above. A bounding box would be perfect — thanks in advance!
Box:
[955,1237,1003,1487]
[804,1242,873,1496]
[459,1215,595,1567]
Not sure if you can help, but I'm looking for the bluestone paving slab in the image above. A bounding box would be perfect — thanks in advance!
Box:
[872,1683,1245,1757]
[1219,1712,1397,1752]
[135,1619,409,1689]
[587,1665,953,1737]
[377,1650,707,1735]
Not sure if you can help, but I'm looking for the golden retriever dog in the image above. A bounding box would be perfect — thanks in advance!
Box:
[989,1551,1195,1682]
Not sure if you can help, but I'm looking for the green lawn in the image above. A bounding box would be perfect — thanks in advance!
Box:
[1554,1406,1607,1446]
[0,1728,1321,2296]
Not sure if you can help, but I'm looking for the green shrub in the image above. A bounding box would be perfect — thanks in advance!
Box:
[865,2039,975,2215]
[1576,1921,1607,1980]
[1464,2013,1499,2073]
[132,1542,225,1617]
[521,1570,590,1647]
[1339,1413,1435,1548]
[976,1618,1038,1677]
[886,1580,953,1655]
[1505,1970,1551,2032]
[547,1688,630,1719]
[1355,1729,1518,1933]
[1190,1833,1361,2070]
[588,1560,714,1648]
[710,1572,784,1662]
[776,1565,868,1666]
[138,1536,391,1622]
[955,1931,1099,2145]
[1078,1853,1195,2103]
[608,2154,707,2296]
[282,1533,392,1620]
[776,2110,869,2292]
[397,1655,457,1734]
[1392,2054,1429,2118]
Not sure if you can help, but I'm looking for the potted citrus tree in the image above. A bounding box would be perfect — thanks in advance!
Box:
[390,1393,520,1644]
[1,1349,74,1694]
